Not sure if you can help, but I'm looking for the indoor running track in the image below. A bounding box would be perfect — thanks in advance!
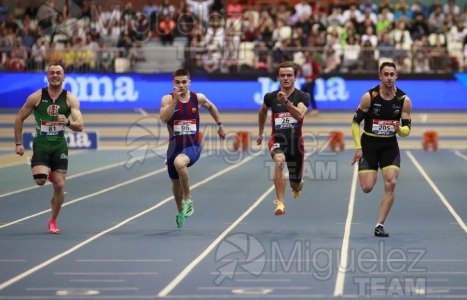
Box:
[0,147,466,299]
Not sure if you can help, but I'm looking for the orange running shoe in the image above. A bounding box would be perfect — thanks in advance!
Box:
[292,181,304,199]
[274,200,285,216]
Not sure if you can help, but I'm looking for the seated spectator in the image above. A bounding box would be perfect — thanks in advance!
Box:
[98,42,115,73]
[323,47,341,73]
[378,32,396,59]
[29,37,47,71]
[257,9,275,48]
[412,35,430,72]
[254,40,272,72]
[360,39,377,71]
[8,38,28,71]
[201,46,220,73]
[220,30,240,73]
[341,35,361,72]
[44,42,63,66]
[158,14,176,45]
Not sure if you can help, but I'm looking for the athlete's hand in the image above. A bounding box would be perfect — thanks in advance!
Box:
[217,125,226,140]
[257,134,263,145]
[393,120,400,133]
[351,149,362,165]
[57,114,68,125]
[277,91,287,103]
[172,86,182,101]
[15,144,24,156]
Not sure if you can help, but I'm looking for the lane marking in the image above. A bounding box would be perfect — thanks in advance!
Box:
[0,150,166,199]
[407,151,467,234]
[0,154,258,291]
[454,150,467,161]
[333,164,359,297]
[157,184,275,297]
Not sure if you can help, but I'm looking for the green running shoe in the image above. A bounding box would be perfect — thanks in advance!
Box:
[175,211,185,228]
[183,199,194,217]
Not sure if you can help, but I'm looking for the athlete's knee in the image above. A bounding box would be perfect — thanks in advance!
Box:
[384,177,397,191]
[360,184,373,193]
[33,174,48,186]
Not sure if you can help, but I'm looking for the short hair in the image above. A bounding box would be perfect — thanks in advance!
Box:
[277,61,299,76]
[173,68,190,79]
[379,61,397,73]
[47,64,64,71]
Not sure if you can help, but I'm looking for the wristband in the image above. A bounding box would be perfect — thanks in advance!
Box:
[16,143,22,146]
[217,122,223,126]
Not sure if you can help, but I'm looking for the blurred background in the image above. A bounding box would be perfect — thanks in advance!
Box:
[1,0,466,150]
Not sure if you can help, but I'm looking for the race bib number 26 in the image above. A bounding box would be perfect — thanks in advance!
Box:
[274,112,298,130]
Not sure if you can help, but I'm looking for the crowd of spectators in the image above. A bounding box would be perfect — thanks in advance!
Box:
[1,0,466,74]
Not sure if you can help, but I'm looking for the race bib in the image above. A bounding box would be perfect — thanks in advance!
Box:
[372,119,395,135]
[40,121,64,136]
[174,119,197,136]
[274,112,298,130]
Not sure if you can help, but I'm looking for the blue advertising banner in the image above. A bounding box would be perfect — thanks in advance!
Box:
[1,73,466,110]
[22,131,99,150]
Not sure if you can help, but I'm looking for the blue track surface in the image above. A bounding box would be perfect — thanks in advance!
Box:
[0,148,466,299]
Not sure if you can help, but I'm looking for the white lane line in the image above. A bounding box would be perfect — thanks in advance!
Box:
[0,154,258,291]
[454,150,467,161]
[0,167,166,229]
[333,163,359,297]
[407,151,467,234]
[157,184,276,297]
[0,150,166,199]
[75,259,171,262]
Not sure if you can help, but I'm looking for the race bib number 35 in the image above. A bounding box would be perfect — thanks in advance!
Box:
[274,112,298,130]
[174,119,197,135]
[372,119,395,135]
[40,121,64,136]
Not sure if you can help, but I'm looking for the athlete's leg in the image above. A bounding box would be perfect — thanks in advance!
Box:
[49,169,66,221]
[358,171,378,193]
[173,153,191,202]
[172,179,183,212]
[273,152,287,203]
[378,167,399,224]
[32,165,49,186]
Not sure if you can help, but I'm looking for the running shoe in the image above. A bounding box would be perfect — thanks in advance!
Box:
[292,181,304,199]
[274,200,285,216]
[175,211,185,228]
[374,225,389,237]
[48,220,60,234]
[182,199,194,217]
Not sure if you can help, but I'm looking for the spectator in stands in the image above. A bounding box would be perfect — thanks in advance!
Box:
[29,37,47,71]
[394,0,413,21]
[274,2,291,23]
[323,47,340,73]
[378,32,397,59]
[428,32,448,72]
[341,3,362,25]
[9,38,28,71]
[412,35,430,72]
[0,0,9,22]
[159,0,176,19]
[360,39,377,71]
[376,8,393,34]
[201,46,220,73]
[428,5,445,33]
[98,42,115,73]
[379,0,394,13]
[204,12,224,48]
[294,0,312,21]
[341,35,361,72]
[159,13,176,45]
[142,0,159,29]
[360,0,378,14]
[428,0,441,16]
[443,0,460,16]
[410,11,429,41]
[254,40,272,73]
[411,0,428,17]
[220,29,239,74]
[257,9,275,48]
[300,50,321,113]
[44,42,63,67]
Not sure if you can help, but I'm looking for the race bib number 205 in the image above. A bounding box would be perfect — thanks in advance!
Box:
[372,119,395,135]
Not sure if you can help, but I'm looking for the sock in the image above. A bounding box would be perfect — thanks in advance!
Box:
[376,223,384,228]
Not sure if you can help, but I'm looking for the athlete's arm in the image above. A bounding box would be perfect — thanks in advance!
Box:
[198,93,226,140]
[66,93,84,132]
[394,97,412,137]
[257,103,268,145]
[14,90,41,156]
[159,94,177,124]
[351,92,371,165]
